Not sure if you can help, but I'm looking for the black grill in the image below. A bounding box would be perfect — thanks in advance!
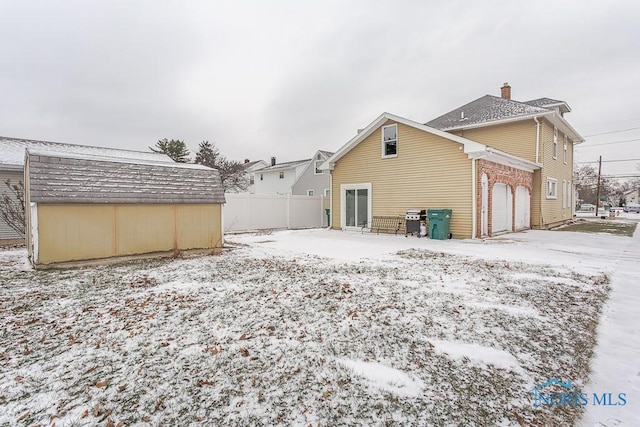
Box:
[405,209,427,236]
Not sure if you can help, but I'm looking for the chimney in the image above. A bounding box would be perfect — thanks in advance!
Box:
[271,156,276,166]
[244,158,250,164]
[501,82,511,100]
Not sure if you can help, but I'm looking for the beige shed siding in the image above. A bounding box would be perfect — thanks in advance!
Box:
[539,120,574,227]
[454,121,537,162]
[331,121,473,238]
[36,203,222,265]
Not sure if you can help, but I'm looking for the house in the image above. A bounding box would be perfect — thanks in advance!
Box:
[322,84,583,238]
[291,150,333,197]
[251,151,333,196]
[242,159,269,193]
[426,84,583,231]
[321,112,538,238]
[623,188,639,205]
[0,136,174,246]
[25,150,225,267]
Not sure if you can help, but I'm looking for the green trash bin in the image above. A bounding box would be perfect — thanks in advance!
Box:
[428,209,452,240]
[325,209,331,226]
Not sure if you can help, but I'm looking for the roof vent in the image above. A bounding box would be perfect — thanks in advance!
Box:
[460,111,467,121]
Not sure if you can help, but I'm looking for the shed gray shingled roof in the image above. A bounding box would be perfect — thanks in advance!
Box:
[425,95,552,131]
[27,150,225,204]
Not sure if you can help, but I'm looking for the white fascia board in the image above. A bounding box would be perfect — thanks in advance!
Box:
[546,113,585,144]
[321,112,487,170]
[467,148,540,173]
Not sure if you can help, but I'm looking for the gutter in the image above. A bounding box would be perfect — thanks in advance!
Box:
[534,116,541,164]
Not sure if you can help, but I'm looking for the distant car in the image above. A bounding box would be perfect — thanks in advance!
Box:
[579,203,596,212]
[624,203,640,213]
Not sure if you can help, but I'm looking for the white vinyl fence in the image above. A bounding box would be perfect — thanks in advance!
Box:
[223,193,329,233]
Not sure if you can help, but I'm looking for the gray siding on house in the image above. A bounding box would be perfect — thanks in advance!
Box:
[0,169,24,241]
[291,152,332,196]
[27,151,226,204]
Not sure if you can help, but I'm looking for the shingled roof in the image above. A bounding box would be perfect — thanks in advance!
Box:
[425,95,553,131]
[26,150,225,204]
[1,136,173,170]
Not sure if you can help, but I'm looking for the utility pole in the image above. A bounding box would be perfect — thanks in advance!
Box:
[595,155,602,217]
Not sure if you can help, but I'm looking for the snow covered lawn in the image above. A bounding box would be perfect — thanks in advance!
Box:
[0,228,633,426]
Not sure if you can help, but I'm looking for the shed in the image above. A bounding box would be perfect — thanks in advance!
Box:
[25,150,225,267]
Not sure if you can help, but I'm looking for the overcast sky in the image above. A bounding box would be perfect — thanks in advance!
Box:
[1,0,639,177]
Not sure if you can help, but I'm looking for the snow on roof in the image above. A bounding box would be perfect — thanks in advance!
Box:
[258,159,310,172]
[425,95,552,131]
[0,136,174,168]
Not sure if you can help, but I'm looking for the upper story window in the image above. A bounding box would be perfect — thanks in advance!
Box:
[260,173,263,181]
[553,127,558,160]
[563,136,568,164]
[546,177,557,199]
[324,189,330,197]
[314,160,324,174]
[307,190,314,196]
[249,175,255,185]
[279,171,284,179]
[382,124,398,158]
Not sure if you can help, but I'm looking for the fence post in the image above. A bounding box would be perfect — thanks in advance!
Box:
[286,194,291,229]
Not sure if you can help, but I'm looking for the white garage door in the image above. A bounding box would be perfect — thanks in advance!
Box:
[515,186,530,230]
[492,183,512,233]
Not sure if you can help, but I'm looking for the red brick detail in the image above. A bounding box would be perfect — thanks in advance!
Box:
[476,160,533,237]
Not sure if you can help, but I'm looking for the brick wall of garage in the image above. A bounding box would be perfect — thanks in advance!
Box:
[476,160,533,237]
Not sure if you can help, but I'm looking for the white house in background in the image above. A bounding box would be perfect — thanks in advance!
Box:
[291,150,333,197]
[624,188,639,204]
[251,151,334,196]
[242,159,269,193]
[252,157,309,195]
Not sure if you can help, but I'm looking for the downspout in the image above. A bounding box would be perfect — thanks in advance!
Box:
[471,158,477,239]
[534,116,540,164]
[329,168,333,229]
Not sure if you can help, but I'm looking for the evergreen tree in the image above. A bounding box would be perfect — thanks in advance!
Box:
[194,141,219,168]
[194,141,248,192]
[151,138,190,163]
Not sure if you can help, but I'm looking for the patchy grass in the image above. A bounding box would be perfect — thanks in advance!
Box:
[557,219,637,236]
[0,246,610,426]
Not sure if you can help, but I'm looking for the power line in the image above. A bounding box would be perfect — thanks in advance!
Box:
[583,126,640,138]
[576,158,640,164]
[578,116,640,128]
[576,138,640,148]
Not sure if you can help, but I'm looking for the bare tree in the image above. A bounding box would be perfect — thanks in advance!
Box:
[0,179,25,237]
[194,141,248,192]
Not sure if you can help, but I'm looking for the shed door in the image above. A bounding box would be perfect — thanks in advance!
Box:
[492,183,512,233]
[515,186,530,230]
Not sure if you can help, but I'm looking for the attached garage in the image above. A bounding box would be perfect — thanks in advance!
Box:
[491,183,512,234]
[25,150,225,268]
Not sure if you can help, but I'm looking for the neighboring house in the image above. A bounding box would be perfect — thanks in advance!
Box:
[322,84,583,238]
[252,157,309,195]
[0,136,175,245]
[425,84,583,231]
[291,150,333,197]
[25,150,225,267]
[242,159,269,194]
[623,188,639,205]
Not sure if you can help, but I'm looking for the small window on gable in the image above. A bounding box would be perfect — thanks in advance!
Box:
[553,127,558,159]
[324,189,330,197]
[314,160,324,174]
[250,175,255,185]
[563,136,568,164]
[260,173,263,181]
[547,177,557,199]
[279,171,284,179]
[382,124,397,158]
[307,190,314,196]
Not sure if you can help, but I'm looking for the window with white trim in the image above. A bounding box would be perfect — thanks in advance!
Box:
[563,136,568,164]
[249,175,254,185]
[568,180,572,209]
[279,171,284,179]
[324,189,330,197]
[260,173,263,181]
[547,178,557,199]
[382,124,397,158]
[553,127,558,159]
[562,180,567,208]
[314,160,324,174]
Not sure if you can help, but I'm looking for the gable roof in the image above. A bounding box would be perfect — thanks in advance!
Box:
[0,136,174,170]
[291,149,335,189]
[425,94,584,143]
[26,149,225,204]
[322,112,539,173]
